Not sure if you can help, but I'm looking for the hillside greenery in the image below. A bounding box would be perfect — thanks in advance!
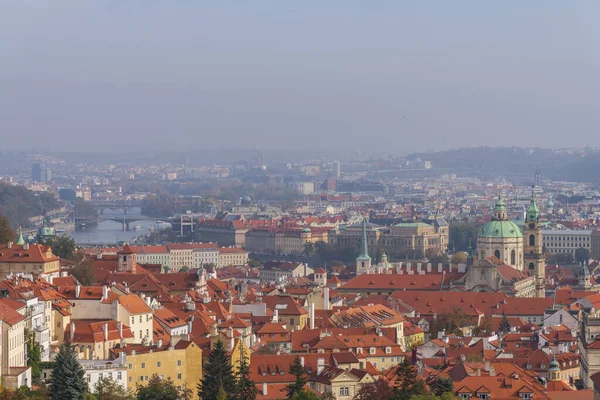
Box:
[0,182,60,228]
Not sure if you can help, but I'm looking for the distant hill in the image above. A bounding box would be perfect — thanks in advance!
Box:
[407,147,600,183]
[0,182,60,228]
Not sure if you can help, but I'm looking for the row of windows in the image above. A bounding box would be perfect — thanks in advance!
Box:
[131,374,183,383]
[87,372,122,381]
[132,360,183,369]
[545,236,590,241]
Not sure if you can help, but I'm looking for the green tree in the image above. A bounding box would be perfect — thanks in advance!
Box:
[575,247,591,264]
[247,259,262,268]
[287,356,307,399]
[26,329,42,383]
[428,253,449,265]
[74,198,98,218]
[70,253,95,286]
[289,391,321,400]
[431,377,454,397]
[0,215,15,244]
[51,342,89,400]
[499,312,511,334]
[394,359,425,400]
[94,377,134,400]
[136,375,179,400]
[354,378,394,400]
[428,307,470,336]
[450,252,467,265]
[216,386,227,400]
[448,224,478,252]
[45,234,77,259]
[198,340,236,400]
[180,266,190,272]
[235,343,257,400]
[303,242,315,256]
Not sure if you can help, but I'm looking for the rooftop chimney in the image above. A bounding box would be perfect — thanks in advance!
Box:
[103,322,108,341]
[75,284,81,298]
[102,285,108,301]
[324,287,330,310]
[262,383,267,396]
[158,339,163,348]
[309,302,315,330]
[70,322,75,341]
[317,358,325,375]
[117,322,123,339]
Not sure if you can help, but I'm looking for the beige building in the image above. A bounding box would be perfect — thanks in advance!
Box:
[0,298,28,386]
[543,229,593,257]
[218,247,248,268]
[167,244,195,271]
[0,242,60,280]
[115,294,153,344]
[329,218,448,259]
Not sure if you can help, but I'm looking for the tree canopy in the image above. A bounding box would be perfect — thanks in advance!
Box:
[51,342,89,400]
[136,375,179,400]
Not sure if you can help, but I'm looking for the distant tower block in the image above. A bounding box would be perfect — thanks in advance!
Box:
[333,161,341,178]
[534,163,542,186]
[180,215,194,236]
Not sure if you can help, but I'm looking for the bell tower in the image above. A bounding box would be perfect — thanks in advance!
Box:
[523,190,545,297]
[355,217,372,275]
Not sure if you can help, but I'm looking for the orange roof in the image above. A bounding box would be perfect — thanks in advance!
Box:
[117,294,152,314]
[0,243,59,264]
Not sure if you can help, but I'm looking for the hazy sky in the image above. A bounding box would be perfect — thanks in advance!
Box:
[1,1,599,153]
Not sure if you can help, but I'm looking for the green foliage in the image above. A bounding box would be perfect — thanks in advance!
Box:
[180,266,190,272]
[289,390,321,400]
[575,247,591,264]
[216,386,227,400]
[431,377,454,397]
[394,359,426,400]
[94,377,134,400]
[547,252,572,265]
[428,254,449,264]
[303,242,315,256]
[235,343,257,400]
[74,198,98,218]
[287,356,307,399]
[408,394,458,400]
[0,182,59,228]
[136,375,179,400]
[499,312,511,334]
[428,307,470,336]
[26,329,42,383]
[44,234,77,259]
[247,259,262,268]
[0,215,15,244]
[70,253,96,286]
[448,224,478,252]
[141,194,177,217]
[198,340,236,400]
[354,378,394,400]
[51,342,89,400]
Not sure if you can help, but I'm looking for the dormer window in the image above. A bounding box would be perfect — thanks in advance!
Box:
[385,347,392,354]
[369,347,376,355]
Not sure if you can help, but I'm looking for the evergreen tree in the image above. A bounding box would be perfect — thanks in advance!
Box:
[235,343,257,400]
[393,359,425,400]
[499,312,511,334]
[216,386,227,400]
[286,356,307,399]
[431,377,454,397]
[136,375,179,400]
[51,342,89,400]
[198,340,236,400]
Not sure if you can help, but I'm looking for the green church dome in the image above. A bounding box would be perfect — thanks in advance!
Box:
[479,220,522,238]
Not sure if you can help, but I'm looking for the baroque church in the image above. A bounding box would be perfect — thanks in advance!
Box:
[452,192,546,298]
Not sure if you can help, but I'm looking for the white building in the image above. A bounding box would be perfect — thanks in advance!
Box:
[542,230,592,256]
[136,246,171,269]
[192,243,219,268]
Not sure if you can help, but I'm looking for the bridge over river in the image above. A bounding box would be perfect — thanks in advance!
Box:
[75,215,172,231]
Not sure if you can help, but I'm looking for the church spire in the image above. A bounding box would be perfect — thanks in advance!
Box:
[358,217,370,260]
[16,227,25,245]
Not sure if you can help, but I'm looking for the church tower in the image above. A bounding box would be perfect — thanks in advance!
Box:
[523,191,545,297]
[355,217,372,275]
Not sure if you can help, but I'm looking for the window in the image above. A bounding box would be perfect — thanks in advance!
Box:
[129,364,132,369]
[494,250,500,259]
[178,373,182,380]
[511,250,516,265]
[117,372,122,380]
[529,235,535,246]
[177,360,182,366]
[140,377,144,382]
[157,362,161,367]
[529,263,534,271]
[129,377,132,383]
[141,363,146,368]
[338,387,349,397]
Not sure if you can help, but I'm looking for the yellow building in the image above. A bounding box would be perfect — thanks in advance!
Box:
[403,322,425,350]
[112,339,202,393]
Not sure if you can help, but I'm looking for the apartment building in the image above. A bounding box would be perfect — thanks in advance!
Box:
[542,229,592,256]
[218,247,249,268]
[111,340,202,392]
[135,246,170,269]
[167,244,195,271]
[191,243,219,268]
[0,298,29,388]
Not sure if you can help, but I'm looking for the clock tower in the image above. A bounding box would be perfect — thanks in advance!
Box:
[523,190,545,297]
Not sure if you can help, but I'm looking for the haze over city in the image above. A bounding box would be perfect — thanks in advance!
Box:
[2,1,600,153]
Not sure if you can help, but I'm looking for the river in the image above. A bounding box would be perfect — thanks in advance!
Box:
[68,208,170,245]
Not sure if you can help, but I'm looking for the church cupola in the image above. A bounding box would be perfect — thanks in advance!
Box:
[355,217,372,275]
[547,355,560,381]
[492,194,508,221]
